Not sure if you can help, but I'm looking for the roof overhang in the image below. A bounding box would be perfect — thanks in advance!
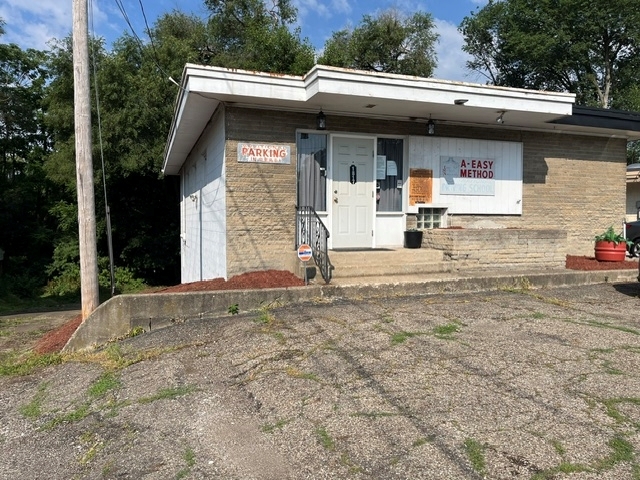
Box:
[162,64,640,175]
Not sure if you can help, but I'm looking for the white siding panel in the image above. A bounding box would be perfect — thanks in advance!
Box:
[180,109,227,283]
[408,136,523,215]
[200,111,226,281]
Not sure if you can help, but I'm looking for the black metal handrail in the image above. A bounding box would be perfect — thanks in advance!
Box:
[296,206,333,283]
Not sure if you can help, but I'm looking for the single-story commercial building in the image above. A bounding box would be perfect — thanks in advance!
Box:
[162,64,640,283]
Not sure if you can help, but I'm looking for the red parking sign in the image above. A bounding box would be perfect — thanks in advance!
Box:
[297,244,312,262]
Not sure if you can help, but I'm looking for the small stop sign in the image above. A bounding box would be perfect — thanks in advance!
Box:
[297,244,312,262]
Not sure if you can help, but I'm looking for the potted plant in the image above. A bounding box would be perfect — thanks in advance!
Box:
[403,228,423,249]
[594,226,631,262]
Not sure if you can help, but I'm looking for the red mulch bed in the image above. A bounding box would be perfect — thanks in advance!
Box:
[33,261,636,355]
[34,314,83,355]
[565,255,638,270]
[155,269,305,293]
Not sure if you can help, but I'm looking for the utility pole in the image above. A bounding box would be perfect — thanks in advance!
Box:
[73,0,99,319]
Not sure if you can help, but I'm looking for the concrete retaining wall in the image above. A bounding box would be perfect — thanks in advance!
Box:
[64,268,637,352]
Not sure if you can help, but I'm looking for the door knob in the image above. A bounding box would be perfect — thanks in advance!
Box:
[334,197,338,203]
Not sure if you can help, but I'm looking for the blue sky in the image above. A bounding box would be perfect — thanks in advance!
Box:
[0,0,488,81]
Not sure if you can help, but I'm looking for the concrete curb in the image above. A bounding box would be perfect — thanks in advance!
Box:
[63,268,639,352]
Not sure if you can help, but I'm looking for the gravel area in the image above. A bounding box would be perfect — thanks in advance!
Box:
[2,282,640,479]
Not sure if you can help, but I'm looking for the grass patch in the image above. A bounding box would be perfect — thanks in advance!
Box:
[316,426,335,450]
[138,385,196,405]
[72,344,186,371]
[532,311,546,319]
[550,439,566,456]
[88,372,121,398]
[595,435,634,471]
[602,397,640,425]
[433,322,460,339]
[463,438,486,476]
[531,462,590,479]
[44,403,91,430]
[19,382,48,418]
[261,418,290,433]
[391,331,421,345]
[0,352,63,376]
[176,447,196,479]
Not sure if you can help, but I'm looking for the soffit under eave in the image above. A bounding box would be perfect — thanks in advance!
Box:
[163,93,220,176]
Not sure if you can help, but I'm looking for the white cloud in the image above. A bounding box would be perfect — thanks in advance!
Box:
[433,18,480,82]
[0,0,112,50]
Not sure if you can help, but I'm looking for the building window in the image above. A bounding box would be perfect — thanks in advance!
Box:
[297,132,327,211]
[416,208,446,229]
[376,138,403,212]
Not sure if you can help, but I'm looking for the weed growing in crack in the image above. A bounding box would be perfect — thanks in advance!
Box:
[43,403,91,430]
[286,367,320,382]
[433,322,460,339]
[137,385,196,405]
[391,331,421,345]
[176,447,196,479]
[316,426,335,450]
[550,439,566,456]
[463,438,486,476]
[88,372,121,398]
[350,411,397,419]
[19,382,48,418]
[261,418,290,433]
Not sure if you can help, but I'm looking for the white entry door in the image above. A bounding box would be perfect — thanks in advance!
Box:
[331,136,375,249]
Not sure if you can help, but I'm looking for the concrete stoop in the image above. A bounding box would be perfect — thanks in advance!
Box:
[328,247,448,278]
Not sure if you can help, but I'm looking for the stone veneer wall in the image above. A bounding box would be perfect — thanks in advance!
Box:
[423,229,567,269]
[222,106,627,277]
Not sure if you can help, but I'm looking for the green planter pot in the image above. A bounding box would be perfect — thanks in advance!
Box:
[403,230,423,249]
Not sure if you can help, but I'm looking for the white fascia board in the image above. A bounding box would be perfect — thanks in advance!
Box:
[306,66,575,116]
[184,64,307,103]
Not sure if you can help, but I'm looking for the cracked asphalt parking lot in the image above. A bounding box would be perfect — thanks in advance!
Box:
[2,281,640,479]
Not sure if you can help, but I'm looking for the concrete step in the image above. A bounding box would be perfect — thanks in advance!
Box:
[326,247,448,278]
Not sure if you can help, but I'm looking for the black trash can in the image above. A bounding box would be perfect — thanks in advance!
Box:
[403,230,423,249]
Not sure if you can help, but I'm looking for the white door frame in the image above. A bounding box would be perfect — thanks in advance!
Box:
[328,134,377,249]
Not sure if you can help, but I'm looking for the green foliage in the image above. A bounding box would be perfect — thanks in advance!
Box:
[137,385,196,404]
[88,372,121,398]
[19,382,48,418]
[319,9,438,77]
[463,438,486,476]
[315,426,335,450]
[228,303,239,315]
[0,352,62,376]
[594,226,632,246]
[204,0,314,74]
[460,0,640,108]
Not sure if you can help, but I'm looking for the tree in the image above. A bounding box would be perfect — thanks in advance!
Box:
[318,9,439,78]
[460,0,640,108]
[42,13,205,292]
[203,0,314,74]
[0,21,54,297]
